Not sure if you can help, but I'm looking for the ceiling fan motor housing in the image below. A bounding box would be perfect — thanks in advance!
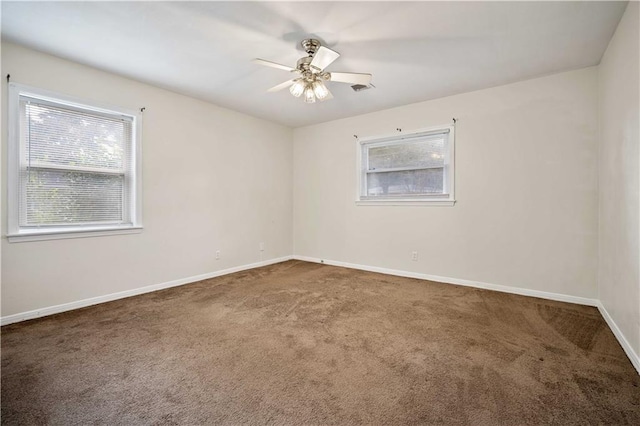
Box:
[296,57,330,81]
[296,56,313,72]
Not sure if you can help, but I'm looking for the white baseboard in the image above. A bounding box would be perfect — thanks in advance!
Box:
[293,255,599,307]
[597,302,640,374]
[0,256,293,326]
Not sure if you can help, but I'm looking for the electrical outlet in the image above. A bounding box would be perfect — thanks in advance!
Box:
[215,250,221,260]
[259,242,265,252]
[411,251,418,261]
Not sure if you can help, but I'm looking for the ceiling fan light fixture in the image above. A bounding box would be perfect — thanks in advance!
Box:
[312,79,329,100]
[303,85,316,103]
[289,79,305,97]
[255,38,372,104]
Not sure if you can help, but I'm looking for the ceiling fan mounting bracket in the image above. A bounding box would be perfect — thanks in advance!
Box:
[301,39,321,56]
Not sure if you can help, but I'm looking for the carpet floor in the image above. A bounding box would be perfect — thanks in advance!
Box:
[1,260,639,425]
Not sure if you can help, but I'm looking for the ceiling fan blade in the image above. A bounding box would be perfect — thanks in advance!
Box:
[253,58,295,72]
[329,72,372,85]
[310,46,340,71]
[267,80,296,92]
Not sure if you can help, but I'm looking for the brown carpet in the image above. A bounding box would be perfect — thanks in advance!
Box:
[2,260,639,425]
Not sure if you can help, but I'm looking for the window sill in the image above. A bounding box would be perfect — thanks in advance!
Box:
[356,199,456,206]
[7,226,143,243]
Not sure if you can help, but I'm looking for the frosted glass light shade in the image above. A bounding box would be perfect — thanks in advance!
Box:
[303,85,316,103]
[289,79,305,97]
[312,80,329,100]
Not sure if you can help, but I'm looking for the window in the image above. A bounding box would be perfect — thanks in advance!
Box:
[357,125,455,205]
[7,83,142,242]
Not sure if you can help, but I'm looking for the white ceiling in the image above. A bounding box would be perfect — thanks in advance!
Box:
[1,1,627,128]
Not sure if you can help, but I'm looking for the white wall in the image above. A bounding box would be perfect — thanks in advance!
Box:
[1,42,293,317]
[598,2,640,360]
[293,68,599,299]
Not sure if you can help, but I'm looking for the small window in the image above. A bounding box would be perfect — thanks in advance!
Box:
[357,125,455,205]
[7,83,142,242]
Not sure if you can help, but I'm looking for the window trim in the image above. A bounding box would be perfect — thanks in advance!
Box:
[7,83,143,242]
[355,124,456,206]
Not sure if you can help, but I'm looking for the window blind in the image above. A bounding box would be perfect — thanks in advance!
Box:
[362,131,450,198]
[18,96,134,228]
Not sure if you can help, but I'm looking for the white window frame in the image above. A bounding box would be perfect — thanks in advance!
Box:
[7,83,143,242]
[356,124,455,206]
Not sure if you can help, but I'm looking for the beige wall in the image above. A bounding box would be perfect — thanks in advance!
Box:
[598,2,640,358]
[2,15,638,373]
[3,19,636,368]
[1,42,293,317]
[293,68,599,299]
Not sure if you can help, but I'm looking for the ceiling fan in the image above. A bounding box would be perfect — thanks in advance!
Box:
[253,39,372,104]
